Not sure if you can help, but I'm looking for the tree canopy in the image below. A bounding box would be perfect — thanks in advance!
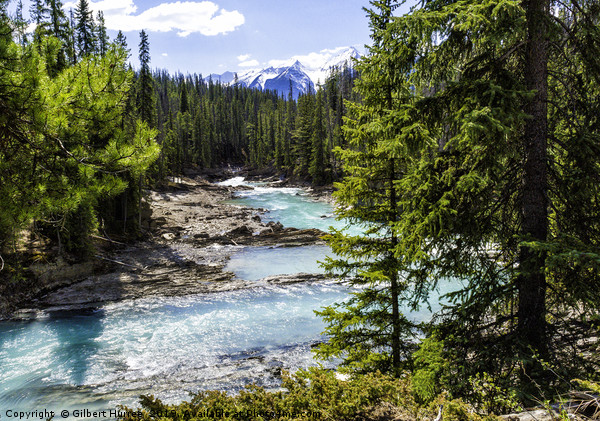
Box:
[0,7,158,262]
[317,0,600,405]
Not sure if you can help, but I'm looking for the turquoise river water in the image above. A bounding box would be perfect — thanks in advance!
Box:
[0,178,454,417]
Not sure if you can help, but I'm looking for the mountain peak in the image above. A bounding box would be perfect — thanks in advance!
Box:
[208,46,362,99]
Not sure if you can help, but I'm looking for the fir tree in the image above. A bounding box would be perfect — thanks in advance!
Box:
[318,0,600,403]
[74,0,95,56]
[137,30,154,127]
[95,11,108,56]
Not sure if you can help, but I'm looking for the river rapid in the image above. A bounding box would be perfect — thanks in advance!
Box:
[0,178,350,416]
[0,177,455,417]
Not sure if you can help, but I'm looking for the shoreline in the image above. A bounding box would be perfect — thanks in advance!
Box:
[2,173,333,321]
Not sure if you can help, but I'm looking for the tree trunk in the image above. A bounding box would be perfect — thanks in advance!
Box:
[389,158,401,374]
[518,0,549,375]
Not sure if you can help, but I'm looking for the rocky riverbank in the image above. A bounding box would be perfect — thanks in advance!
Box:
[2,174,331,319]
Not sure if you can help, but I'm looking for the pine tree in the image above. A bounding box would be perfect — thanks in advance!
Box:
[95,11,108,56]
[317,0,600,402]
[74,0,95,56]
[0,16,158,258]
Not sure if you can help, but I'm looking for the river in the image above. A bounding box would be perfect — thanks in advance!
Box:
[0,179,350,415]
[0,178,455,416]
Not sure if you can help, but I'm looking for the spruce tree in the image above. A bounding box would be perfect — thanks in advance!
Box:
[137,30,154,127]
[115,30,128,53]
[30,0,48,27]
[74,0,95,56]
[45,0,69,74]
[65,9,76,64]
[14,0,28,46]
[292,92,315,177]
[30,0,49,44]
[318,0,600,403]
[309,87,326,185]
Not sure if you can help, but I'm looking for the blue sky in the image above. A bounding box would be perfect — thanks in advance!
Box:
[15,0,415,75]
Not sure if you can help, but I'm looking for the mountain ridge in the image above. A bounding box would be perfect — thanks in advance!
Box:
[207,46,361,99]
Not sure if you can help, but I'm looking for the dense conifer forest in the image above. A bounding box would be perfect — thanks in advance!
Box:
[1,0,600,418]
[0,0,358,265]
[148,63,358,183]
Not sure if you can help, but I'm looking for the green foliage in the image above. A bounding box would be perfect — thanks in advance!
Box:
[412,337,447,404]
[137,30,155,127]
[318,0,600,407]
[572,379,600,395]
[145,62,357,183]
[0,18,158,260]
[469,372,523,415]
[74,0,95,56]
[119,369,503,421]
[309,88,327,185]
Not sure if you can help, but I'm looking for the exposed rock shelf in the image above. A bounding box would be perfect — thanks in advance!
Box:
[5,175,331,319]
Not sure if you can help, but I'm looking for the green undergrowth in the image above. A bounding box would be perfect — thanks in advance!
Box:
[118,368,500,421]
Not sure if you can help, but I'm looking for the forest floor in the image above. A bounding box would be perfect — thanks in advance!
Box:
[3,172,332,319]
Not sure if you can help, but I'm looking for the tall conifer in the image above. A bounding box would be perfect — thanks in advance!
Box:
[74,0,95,56]
[317,0,600,401]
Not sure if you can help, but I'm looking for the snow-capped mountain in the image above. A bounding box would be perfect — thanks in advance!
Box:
[206,46,361,100]
[307,46,362,86]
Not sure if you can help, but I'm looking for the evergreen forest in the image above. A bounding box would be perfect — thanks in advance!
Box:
[1,0,599,417]
[0,0,358,262]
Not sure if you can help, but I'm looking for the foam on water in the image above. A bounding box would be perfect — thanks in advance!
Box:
[216,176,249,187]
[0,283,349,413]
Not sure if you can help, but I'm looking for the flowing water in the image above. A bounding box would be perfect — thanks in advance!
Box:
[0,177,457,415]
[224,245,328,281]
[221,178,356,233]
[0,178,350,415]
[0,283,348,414]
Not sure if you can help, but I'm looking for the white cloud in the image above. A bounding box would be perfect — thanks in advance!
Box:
[64,0,245,37]
[162,53,168,57]
[239,59,259,67]
[237,54,251,62]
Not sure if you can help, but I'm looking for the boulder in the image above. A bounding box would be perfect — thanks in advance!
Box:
[228,225,252,236]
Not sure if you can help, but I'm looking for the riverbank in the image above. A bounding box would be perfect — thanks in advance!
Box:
[1,173,332,320]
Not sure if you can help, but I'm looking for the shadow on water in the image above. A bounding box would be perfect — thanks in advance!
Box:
[0,308,107,411]
[0,318,52,409]
[47,308,105,386]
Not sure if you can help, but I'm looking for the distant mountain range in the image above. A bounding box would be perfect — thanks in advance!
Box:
[206,46,361,99]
